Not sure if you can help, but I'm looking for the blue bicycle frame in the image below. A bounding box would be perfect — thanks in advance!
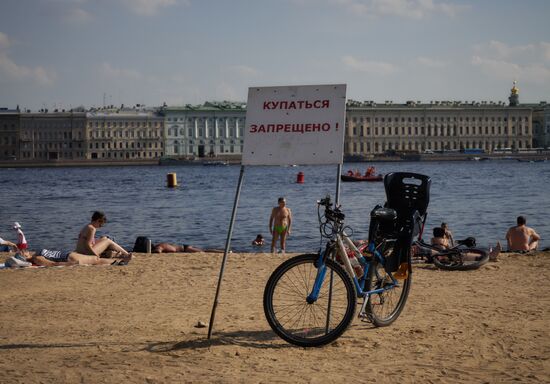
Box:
[307,234,400,317]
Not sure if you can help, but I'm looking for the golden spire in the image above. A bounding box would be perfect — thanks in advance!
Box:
[511,80,519,95]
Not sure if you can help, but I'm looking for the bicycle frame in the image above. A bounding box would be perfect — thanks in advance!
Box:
[308,229,401,318]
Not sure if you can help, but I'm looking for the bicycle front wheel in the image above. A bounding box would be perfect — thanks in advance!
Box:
[263,254,357,347]
[433,248,489,271]
[365,258,411,327]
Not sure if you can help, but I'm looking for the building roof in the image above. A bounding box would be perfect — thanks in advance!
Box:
[346,99,535,111]
[164,101,246,113]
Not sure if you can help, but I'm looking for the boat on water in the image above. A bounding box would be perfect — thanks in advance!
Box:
[341,166,383,182]
[203,160,228,166]
[516,158,547,163]
[340,173,383,182]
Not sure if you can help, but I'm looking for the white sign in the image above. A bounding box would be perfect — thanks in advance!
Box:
[242,84,346,165]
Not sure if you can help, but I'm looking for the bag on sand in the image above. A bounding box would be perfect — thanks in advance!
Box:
[133,236,150,252]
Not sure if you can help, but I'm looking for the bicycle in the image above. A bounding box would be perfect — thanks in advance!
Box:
[263,172,431,347]
[411,237,489,271]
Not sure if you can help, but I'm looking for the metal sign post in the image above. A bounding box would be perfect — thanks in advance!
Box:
[208,165,245,339]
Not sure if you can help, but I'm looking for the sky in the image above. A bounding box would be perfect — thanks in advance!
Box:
[0,0,549,110]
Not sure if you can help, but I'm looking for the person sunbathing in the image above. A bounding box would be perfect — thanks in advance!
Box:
[152,242,224,253]
[19,249,131,267]
[429,227,500,262]
[76,211,132,259]
[505,216,540,252]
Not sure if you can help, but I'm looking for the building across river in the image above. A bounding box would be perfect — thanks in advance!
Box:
[1,82,549,165]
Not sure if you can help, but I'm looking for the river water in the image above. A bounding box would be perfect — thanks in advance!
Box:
[0,160,548,253]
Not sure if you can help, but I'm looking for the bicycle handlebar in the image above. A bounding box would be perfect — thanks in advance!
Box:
[317,195,345,224]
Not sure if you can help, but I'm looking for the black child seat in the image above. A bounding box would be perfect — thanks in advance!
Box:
[368,172,431,272]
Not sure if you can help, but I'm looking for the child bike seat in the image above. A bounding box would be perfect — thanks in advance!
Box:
[370,207,397,222]
[383,172,431,218]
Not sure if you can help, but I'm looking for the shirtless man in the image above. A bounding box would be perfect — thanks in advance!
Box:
[269,197,292,254]
[506,216,540,252]
[152,242,224,253]
[76,211,132,259]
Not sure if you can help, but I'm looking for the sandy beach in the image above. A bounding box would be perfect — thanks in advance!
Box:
[1,250,549,383]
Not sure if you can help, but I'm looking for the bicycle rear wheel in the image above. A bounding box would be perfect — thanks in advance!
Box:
[364,257,411,327]
[433,248,489,271]
[263,254,356,347]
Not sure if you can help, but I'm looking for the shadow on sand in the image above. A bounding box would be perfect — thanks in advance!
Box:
[146,329,291,352]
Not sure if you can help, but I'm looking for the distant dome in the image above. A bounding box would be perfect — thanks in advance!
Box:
[508,81,519,106]
[511,80,519,95]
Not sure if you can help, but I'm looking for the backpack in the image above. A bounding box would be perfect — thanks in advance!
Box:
[133,236,150,252]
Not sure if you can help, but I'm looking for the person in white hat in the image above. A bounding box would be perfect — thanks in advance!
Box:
[13,222,28,251]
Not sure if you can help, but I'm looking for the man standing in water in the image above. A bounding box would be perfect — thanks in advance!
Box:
[506,215,540,252]
[269,197,292,255]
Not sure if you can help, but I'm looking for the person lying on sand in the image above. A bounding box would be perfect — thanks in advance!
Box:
[152,242,225,253]
[18,249,132,267]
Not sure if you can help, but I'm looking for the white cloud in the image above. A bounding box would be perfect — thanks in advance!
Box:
[100,62,142,80]
[0,54,57,86]
[0,32,56,85]
[118,0,185,16]
[342,55,398,75]
[326,0,469,19]
[484,40,535,60]
[414,56,448,68]
[472,41,550,83]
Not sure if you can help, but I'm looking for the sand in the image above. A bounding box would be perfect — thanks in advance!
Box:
[1,250,549,383]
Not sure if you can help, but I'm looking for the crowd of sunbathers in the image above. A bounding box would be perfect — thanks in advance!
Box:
[414,216,542,263]
[1,212,134,268]
[0,211,228,268]
[0,211,543,268]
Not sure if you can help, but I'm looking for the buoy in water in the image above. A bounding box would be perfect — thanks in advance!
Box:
[167,173,178,188]
[296,172,304,184]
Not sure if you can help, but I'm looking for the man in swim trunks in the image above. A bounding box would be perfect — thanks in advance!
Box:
[269,197,292,254]
[76,211,132,258]
[152,242,224,253]
[506,216,540,252]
